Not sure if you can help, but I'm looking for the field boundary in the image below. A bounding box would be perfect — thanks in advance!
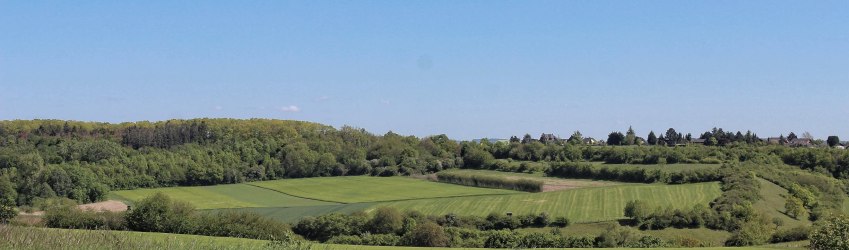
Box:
[245,181,519,205]
[246,180,524,204]
[244,183,347,204]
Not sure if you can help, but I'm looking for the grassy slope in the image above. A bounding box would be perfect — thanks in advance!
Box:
[0,226,802,250]
[110,183,338,209]
[372,182,721,223]
[249,176,520,203]
[591,162,721,172]
[753,178,811,229]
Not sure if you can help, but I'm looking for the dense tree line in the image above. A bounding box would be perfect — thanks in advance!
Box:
[0,119,462,206]
[435,172,543,192]
[545,162,721,184]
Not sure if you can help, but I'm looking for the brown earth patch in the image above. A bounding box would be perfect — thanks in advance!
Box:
[18,200,129,216]
[78,200,128,212]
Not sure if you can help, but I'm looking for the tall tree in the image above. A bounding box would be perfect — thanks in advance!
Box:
[827,136,841,147]
[802,132,814,140]
[607,132,625,146]
[664,128,678,145]
[788,132,798,141]
[521,134,533,144]
[568,131,583,144]
[647,131,657,145]
[625,126,636,145]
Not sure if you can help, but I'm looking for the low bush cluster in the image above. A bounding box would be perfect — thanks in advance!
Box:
[43,193,292,241]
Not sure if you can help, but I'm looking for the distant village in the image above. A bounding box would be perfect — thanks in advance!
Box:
[475,130,849,149]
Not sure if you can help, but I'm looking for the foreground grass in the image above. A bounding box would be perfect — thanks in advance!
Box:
[375,182,721,223]
[0,226,803,250]
[519,222,731,247]
[249,176,520,203]
[111,183,338,209]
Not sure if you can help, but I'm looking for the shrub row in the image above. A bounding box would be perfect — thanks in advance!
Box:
[435,172,543,192]
[545,162,721,184]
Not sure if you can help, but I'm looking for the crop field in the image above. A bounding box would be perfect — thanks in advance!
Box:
[0,226,804,250]
[371,182,722,223]
[249,176,520,203]
[590,162,721,172]
[110,183,338,209]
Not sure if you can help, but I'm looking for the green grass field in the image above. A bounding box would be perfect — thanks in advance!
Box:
[590,162,721,172]
[110,183,338,209]
[370,182,721,223]
[249,176,520,203]
[0,226,804,250]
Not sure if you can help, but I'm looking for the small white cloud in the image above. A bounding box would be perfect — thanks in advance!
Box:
[380,100,391,105]
[214,106,223,110]
[316,96,330,101]
[280,105,301,112]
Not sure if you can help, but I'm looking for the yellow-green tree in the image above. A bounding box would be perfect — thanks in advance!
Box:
[784,196,807,220]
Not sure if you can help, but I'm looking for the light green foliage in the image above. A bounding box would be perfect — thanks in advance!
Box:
[783,196,807,220]
[111,183,337,209]
[624,200,653,224]
[369,207,403,234]
[810,214,849,250]
[125,193,195,233]
[725,215,776,246]
[405,221,449,247]
[787,183,817,208]
[250,176,518,203]
[374,182,721,223]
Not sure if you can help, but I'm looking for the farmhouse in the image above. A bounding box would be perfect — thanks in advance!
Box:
[539,133,560,143]
[766,137,786,145]
[788,138,813,147]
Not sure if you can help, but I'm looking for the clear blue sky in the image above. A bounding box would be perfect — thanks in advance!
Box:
[1,1,848,140]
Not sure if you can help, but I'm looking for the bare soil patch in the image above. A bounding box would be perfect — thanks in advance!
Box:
[18,200,129,216]
[78,200,128,212]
